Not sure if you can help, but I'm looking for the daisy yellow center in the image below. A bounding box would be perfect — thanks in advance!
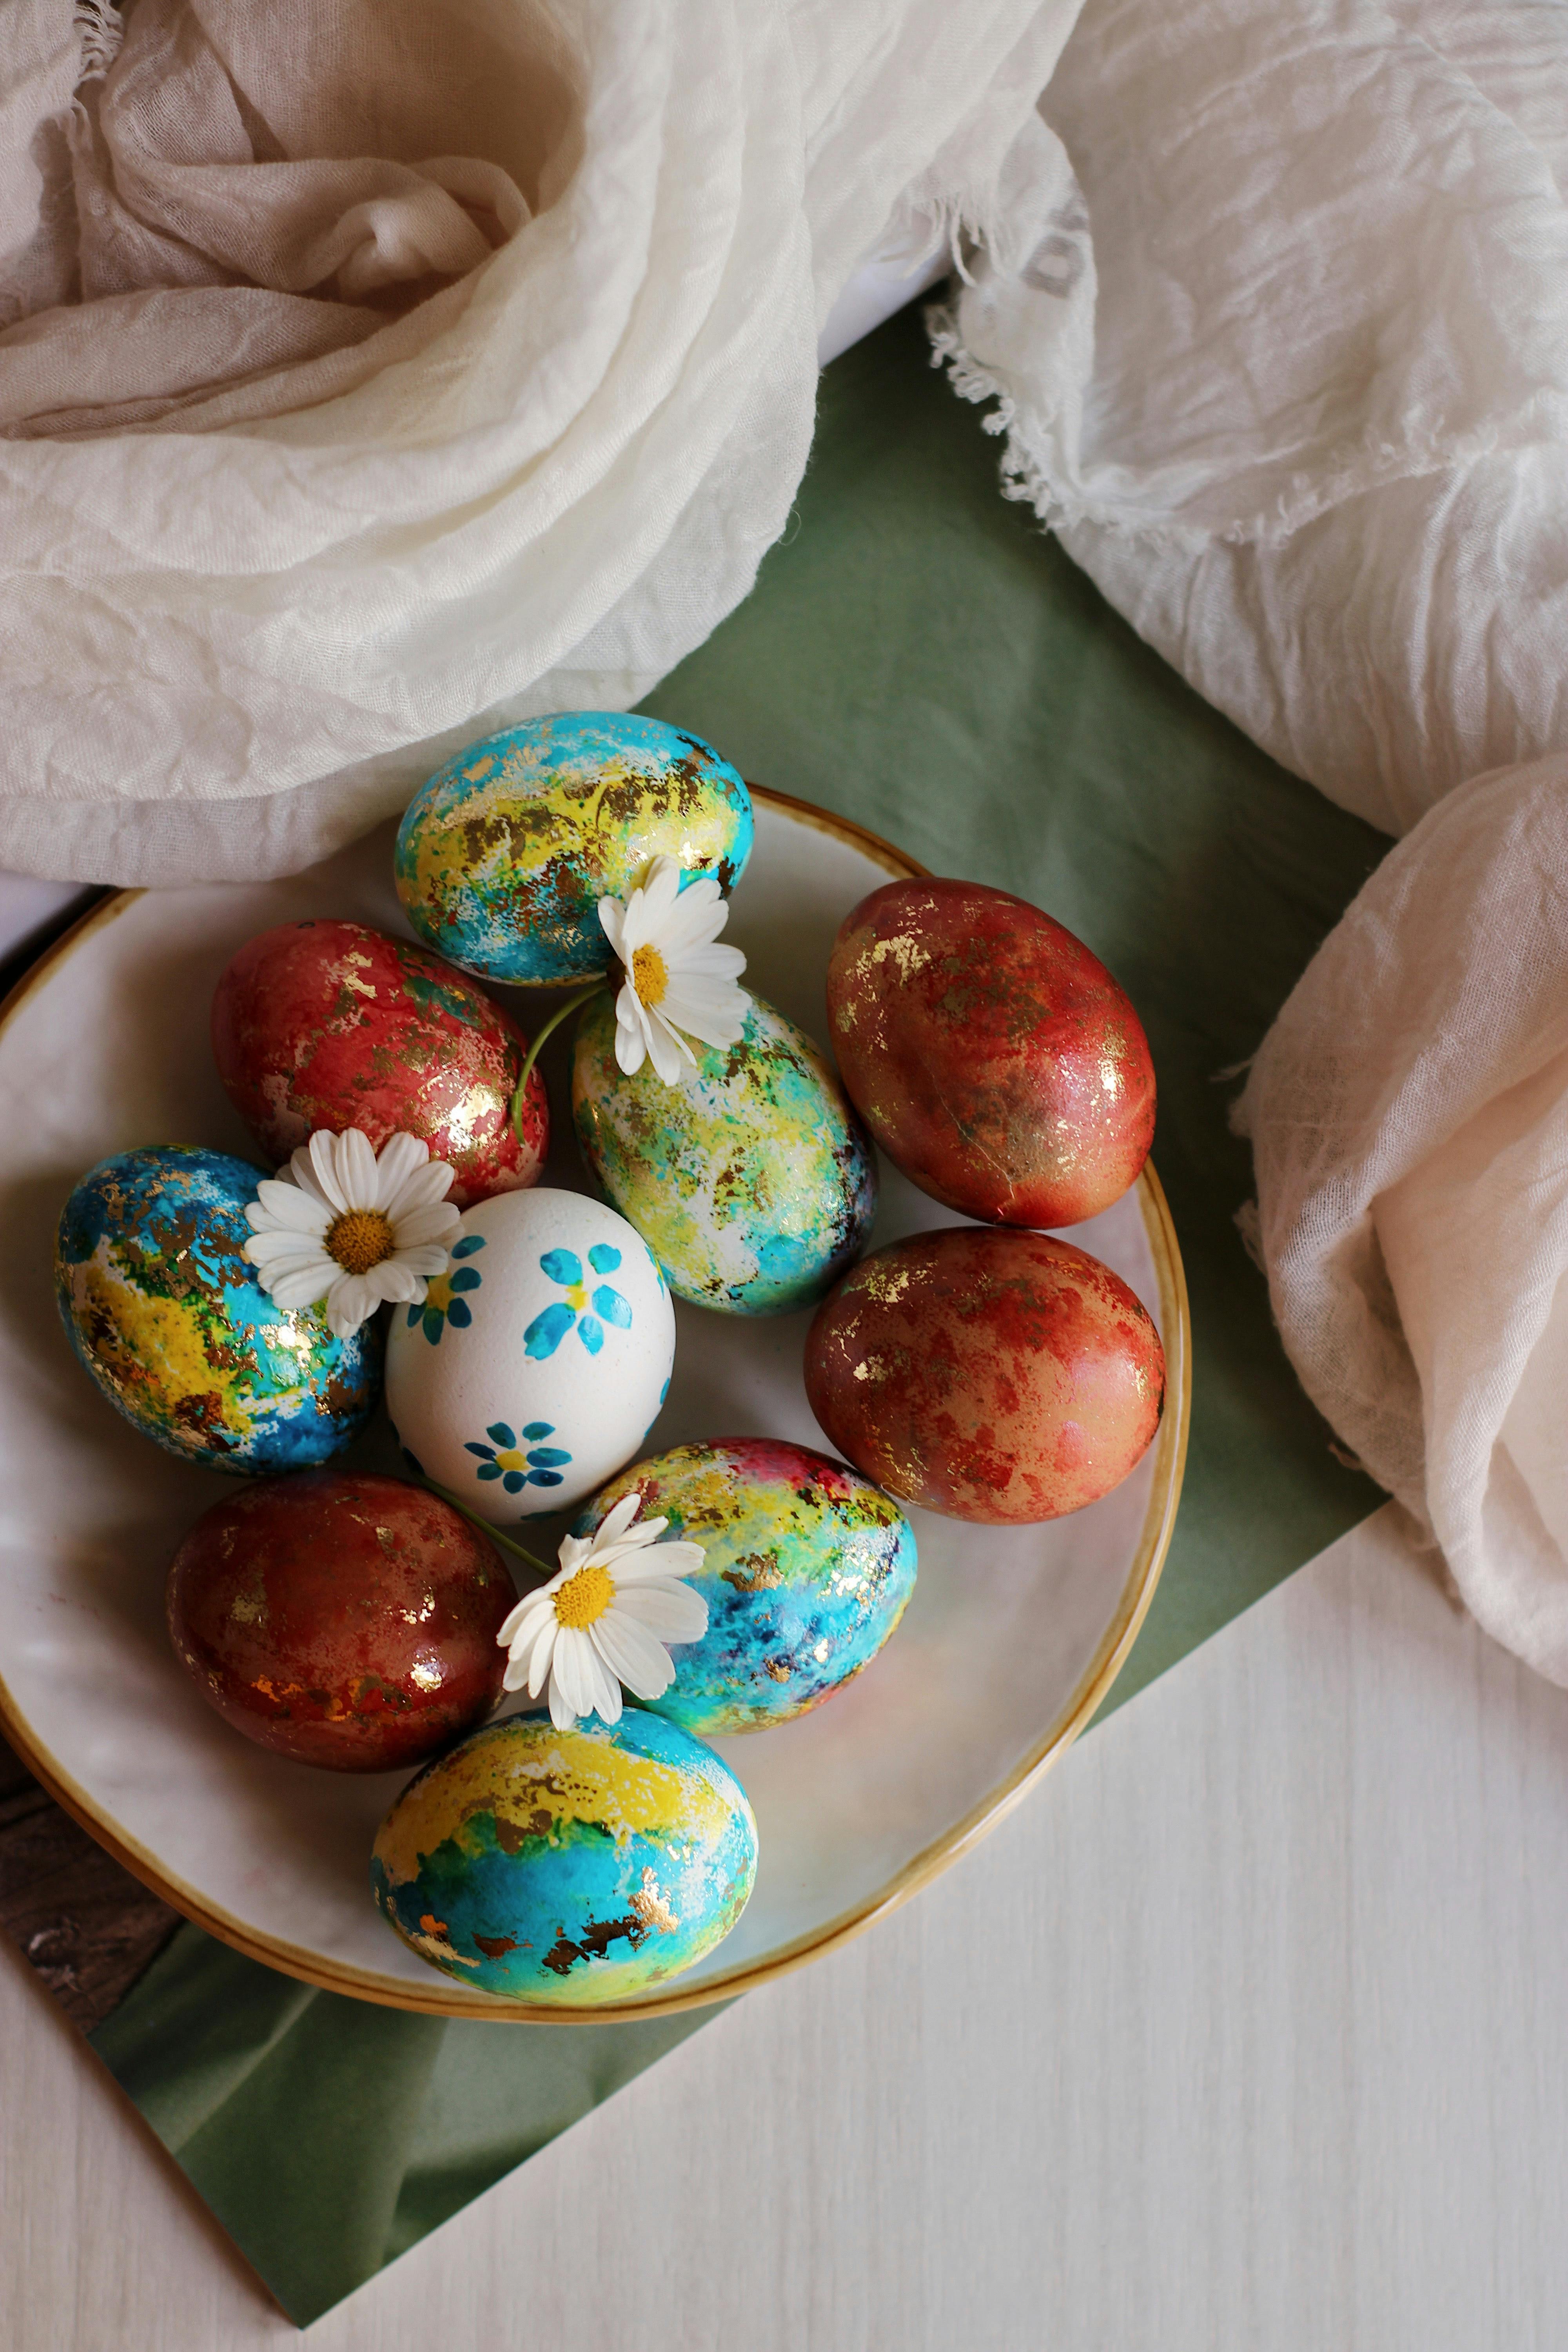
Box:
[554,1563,614,1630]
[631,943,669,1009]
[326,1209,396,1276]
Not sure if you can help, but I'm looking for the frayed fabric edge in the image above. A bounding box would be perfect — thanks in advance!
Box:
[925,301,1528,552]
[74,0,123,85]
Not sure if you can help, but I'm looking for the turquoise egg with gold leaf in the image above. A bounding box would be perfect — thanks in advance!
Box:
[572,990,877,1314]
[575,1437,918,1734]
[370,1708,757,2005]
[54,1146,379,1472]
[393,710,755,986]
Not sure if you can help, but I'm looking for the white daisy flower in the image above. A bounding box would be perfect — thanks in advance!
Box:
[597,853,748,1086]
[496,1491,709,1730]
[243,1128,461,1339]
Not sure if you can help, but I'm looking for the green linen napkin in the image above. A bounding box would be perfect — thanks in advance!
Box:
[91,302,1387,2326]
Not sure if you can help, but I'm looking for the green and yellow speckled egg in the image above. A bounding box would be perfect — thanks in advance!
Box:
[572,991,878,1315]
[54,1147,379,1472]
[393,711,755,985]
[370,1709,757,2005]
[576,1438,918,1734]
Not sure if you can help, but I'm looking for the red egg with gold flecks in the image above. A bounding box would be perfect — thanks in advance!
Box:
[211,919,548,1209]
[165,1473,517,1771]
[826,879,1155,1227]
[803,1227,1164,1524]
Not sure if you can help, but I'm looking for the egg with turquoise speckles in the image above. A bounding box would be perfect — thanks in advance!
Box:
[54,1147,379,1472]
[576,1437,917,1734]
[572,991,877,1314]
[384,1187,674,1524]
[370,1706,757,2004]
[393,710,755,986]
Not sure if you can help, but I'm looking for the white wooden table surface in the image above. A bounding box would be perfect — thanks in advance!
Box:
[5,1500,1567,2348]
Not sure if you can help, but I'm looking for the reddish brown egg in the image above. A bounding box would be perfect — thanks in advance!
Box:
[803,1227,1164,1524]
[211,919,548,1209]
[165,1472,517,1771]
[825,878,1155,1227]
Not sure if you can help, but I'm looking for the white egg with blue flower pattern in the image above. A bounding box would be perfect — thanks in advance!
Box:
[385,1189,675,1524]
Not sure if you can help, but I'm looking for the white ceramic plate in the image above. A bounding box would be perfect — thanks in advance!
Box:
[0,791,1188,2021]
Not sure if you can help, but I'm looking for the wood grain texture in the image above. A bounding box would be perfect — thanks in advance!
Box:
[4,1501,1568,2349]
[0,1737,181,2033]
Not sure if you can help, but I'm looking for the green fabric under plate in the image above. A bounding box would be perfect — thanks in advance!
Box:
[90,303,1388,2326]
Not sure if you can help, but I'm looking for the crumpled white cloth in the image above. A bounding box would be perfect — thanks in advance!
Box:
[1235,759,1568,1685]
[932,0,1568,842]
[0,0,1078,883]
[930,0,1568,1679]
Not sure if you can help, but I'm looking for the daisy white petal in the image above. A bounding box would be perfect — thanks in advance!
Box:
[243,1232,330,1270]
[552,1536,592,1583]
[597,1491,647,1546]
[590,1608,676,1700]
[395,1245,450,1279]
[584,1642,623,1724]
[372,1131,428,1202]
[597,896,628,961]
[613,1581,711,1643]
[369,1261,420,1305]
[659,991,746,1050]
[249,1182,329,1236]
[547,1667,577,1730]
[326,1273,377,1334]
[265,1265,336,1309]
[302,1129,350,1211]
[644,1016,694,1086]
[382,1161,459,1222]
[391,1202,463,1248]
[336,1129,381,1209]
[553,1626,597,1720]
[611,1539,705,1581]
[634,854,683,928]
[657,891,730,956]
[496,1594,541,1648]
[524,1611,561,1694]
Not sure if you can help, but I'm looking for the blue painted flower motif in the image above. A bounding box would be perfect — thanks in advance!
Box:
[464,1421,573,1494]
[407,1232,485,1343]
[523,1242,633,1360]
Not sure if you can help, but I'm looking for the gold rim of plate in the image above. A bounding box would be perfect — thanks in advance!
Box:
[0,788,1192,2024]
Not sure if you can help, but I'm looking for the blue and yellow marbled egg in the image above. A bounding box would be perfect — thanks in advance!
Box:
[393,711,755,985]
[370,1708,757,2004]
[578,1438,918,1734]
[54,1147,380,1473]
[572,991,877,1314]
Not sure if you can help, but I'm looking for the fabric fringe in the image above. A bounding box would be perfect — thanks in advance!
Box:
[926,296,1526,554]
[74,0,123,85]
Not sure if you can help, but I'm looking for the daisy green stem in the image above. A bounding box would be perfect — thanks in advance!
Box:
[510,980,611,1138]
[419,1478,554,1577]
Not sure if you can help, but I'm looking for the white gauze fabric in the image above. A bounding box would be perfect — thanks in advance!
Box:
[1235,759,1568,1684]
[922,0,1568,1676]
[928,0,1568,841]
[0,0,1080,884]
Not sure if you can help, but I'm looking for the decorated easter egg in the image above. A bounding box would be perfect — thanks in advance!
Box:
[394,711,755,985]
[572,990,877,1314]
[211,919,547,1208]
[804,1227,1165,1524]
[576,1438,917,1734]
[385,1188,674,1522]
[55,1147,379,1472]
[826,878,1156,1227]
[370,1707,757,2004]
[166,1473,516,1771]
